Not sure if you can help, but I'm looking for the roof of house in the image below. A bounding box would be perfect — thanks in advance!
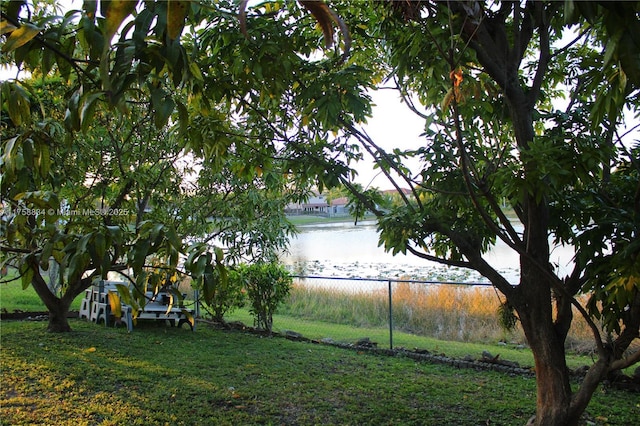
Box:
[330,197,349,206]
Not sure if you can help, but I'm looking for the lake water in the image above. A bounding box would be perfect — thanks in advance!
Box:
[281,220,576,285]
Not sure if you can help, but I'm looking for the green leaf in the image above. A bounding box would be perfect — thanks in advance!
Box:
[131,239,150,273]
[165,226,181,249]
[154,96,175,129]
[64,88,82,130]
[37,143,51,177]
[175,99,189,136]
[77,233,92,254]
[115,283,134,305]
[56,47,72,81]
[21,138,34,167]
[67,251,89,284]
[214,246,224,263]
[106,225,124,245]
[202,264,215,304]
[79,91,104,133]
[41,46,55,76]
[5,82,31,126]
[195,253,209,277]
[2,23,41,52]
[40,242,53,269]
[19,261,34,290]
[93,232,106,267]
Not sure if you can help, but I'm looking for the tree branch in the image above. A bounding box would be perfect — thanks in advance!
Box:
[527,2,550,109]
[610,348,640,371]
[341,119,423,210]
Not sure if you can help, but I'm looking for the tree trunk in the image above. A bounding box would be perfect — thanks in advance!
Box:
[45,300,73,332]
[29,261,77,332]
[520,306,574,425]
[515,192,581,426]
[516,225,582,426]
[32,277,74,332]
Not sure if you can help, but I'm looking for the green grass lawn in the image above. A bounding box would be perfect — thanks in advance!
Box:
[1,279,82,312]
[285,211,518,227]
[2,319,638,426]
[225,308,603,372]
[0,281,618,372]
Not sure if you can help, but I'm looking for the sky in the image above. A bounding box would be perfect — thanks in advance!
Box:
[354,89,426,189]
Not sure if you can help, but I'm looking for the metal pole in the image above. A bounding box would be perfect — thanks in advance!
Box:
[194,289,200,318]
[388,280,393,350]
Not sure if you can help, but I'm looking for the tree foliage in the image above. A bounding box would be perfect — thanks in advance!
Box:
[1,0,345,331]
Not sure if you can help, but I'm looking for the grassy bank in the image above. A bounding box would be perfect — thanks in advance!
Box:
[277,281,596,352]
[225,307,596,371]
[1,279,82,313]
[282,282,514,342]
[2,320,638,425]
[286,214,374,226]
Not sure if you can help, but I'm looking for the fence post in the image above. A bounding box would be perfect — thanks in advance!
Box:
[388,280,393,350]
[194,289,200,318]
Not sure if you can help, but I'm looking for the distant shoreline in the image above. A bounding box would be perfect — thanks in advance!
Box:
[286,214,376,226]
[287,208,519,227]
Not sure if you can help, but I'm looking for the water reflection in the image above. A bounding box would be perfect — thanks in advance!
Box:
[281,220,575,285]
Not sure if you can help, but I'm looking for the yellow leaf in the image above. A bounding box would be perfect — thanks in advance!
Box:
[441,88,454,110]
[103,0,138,42]
[298,0,335,47]
[450,68,463,87]
[625,275,639,292]
[108,291,122,319]
[0,20,18,35]
[298,0,351,60]
[167,0,189,40]
[2,23,40,52]
[85,347,97,353]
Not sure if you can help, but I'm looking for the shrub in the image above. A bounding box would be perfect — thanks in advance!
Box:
[239,262,292,332]
[185,247,245,322]
[201,267,246,322]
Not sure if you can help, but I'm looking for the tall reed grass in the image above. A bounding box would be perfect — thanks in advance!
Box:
[280,278,599,349]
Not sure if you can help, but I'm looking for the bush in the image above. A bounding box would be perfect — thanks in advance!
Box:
[185,247,245,322]
[239,262,292,332]
[200,267,246,322]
